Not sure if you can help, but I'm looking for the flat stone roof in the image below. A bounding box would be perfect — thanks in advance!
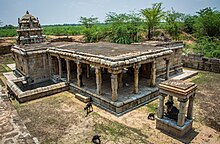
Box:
[12,41,182,66]
[13,41,168,56]
[52,42,165,57]
[159,79,197,97]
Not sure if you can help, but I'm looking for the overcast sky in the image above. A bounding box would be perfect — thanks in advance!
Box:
[0,0,219,25]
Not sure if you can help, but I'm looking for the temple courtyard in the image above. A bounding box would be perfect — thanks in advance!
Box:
[11,88,220,144]
[0,54,220,143]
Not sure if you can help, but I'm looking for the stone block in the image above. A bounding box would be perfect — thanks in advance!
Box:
[75,93,89,103]
[156,117,193,138]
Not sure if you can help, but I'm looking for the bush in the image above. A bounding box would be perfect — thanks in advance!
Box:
[192,36,220,58]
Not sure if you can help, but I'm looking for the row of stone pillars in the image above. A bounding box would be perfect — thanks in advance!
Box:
[157,94,195,126]
[49,55,170,102]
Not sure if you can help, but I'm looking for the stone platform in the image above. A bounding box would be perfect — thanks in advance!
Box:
[171,69,198,80]
[70,83,159,116]
[7,80,69,103]
[156,117,193,137]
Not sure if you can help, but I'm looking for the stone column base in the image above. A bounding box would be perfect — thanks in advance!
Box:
[156,116,192,137]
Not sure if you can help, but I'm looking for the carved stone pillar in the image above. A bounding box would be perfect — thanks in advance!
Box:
[95,67,102,95]
[77,63,82,87]
[165,59,170,80]
[57,57,62,78]
[150,61,156,87]
[66,59,70,82]
[177,99,187,127]
[157,95,165,119]
[48,54,52,78]
[187,94,195,120]
[111,73,118,102]
[118,72,123,88]
[87,64,90,78]
[134,64,140,94]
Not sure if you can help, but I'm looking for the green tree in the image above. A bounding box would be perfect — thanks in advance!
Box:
[183,15,196,34]
[79,16,99,28]
[141,2,164,40]
[165,8,185,40]
[193,7,220,37]
[105,12,144,44]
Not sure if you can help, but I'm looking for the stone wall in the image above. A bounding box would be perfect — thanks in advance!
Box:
[156,48,183,78]
[0,44,12,55]
[13,52,50,84]
[28,53,50,83]
[7,80,69,103]
[182,54,220,73]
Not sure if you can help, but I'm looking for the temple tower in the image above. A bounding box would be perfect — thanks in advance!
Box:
[17,11,46,45]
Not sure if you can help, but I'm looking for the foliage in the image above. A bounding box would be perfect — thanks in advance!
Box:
[43,25,84,36]
[190,36,220,58]
[183,15,196,34]
[141,2,164,40]
[193,7,220,37]
[79,16,108,43]
[79,16,99,28]
[165,8,185,40]
[82,25,108,43]
[105,12,144,44]
[0,28,17,37]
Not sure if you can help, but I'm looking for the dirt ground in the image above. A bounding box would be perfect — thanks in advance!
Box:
[12,89,220,144]
[187,71,220,132]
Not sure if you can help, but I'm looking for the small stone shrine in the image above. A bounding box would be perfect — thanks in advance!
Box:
[17,11,46,45]
[156,79,197,137]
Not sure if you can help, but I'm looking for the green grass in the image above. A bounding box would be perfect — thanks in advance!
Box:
[146,103,157,113]
[191,71,219,84]
[0,64,11,73]
[93,112,148,143]
[0,28,17,37]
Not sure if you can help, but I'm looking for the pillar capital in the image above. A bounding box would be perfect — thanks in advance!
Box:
[164,57,170,61]
[178,98,188,103]
[133,63,141,70]
[108,69,122,75]
[111,73,118,79]
[95,66,101,73]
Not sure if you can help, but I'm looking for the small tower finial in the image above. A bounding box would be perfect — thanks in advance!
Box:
[26,10,29,14]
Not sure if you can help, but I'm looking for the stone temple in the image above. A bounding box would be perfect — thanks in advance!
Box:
[7,11,184,115]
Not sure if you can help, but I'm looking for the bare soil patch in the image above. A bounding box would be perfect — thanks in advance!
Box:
[13,90,220,144]
[187,70,220,132]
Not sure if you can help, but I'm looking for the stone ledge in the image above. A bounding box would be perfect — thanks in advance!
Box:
[70,83,159,116]
[156,117,193,137]
[7,80,69,103]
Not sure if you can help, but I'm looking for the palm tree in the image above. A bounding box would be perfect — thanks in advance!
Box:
[141,2,164,40]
